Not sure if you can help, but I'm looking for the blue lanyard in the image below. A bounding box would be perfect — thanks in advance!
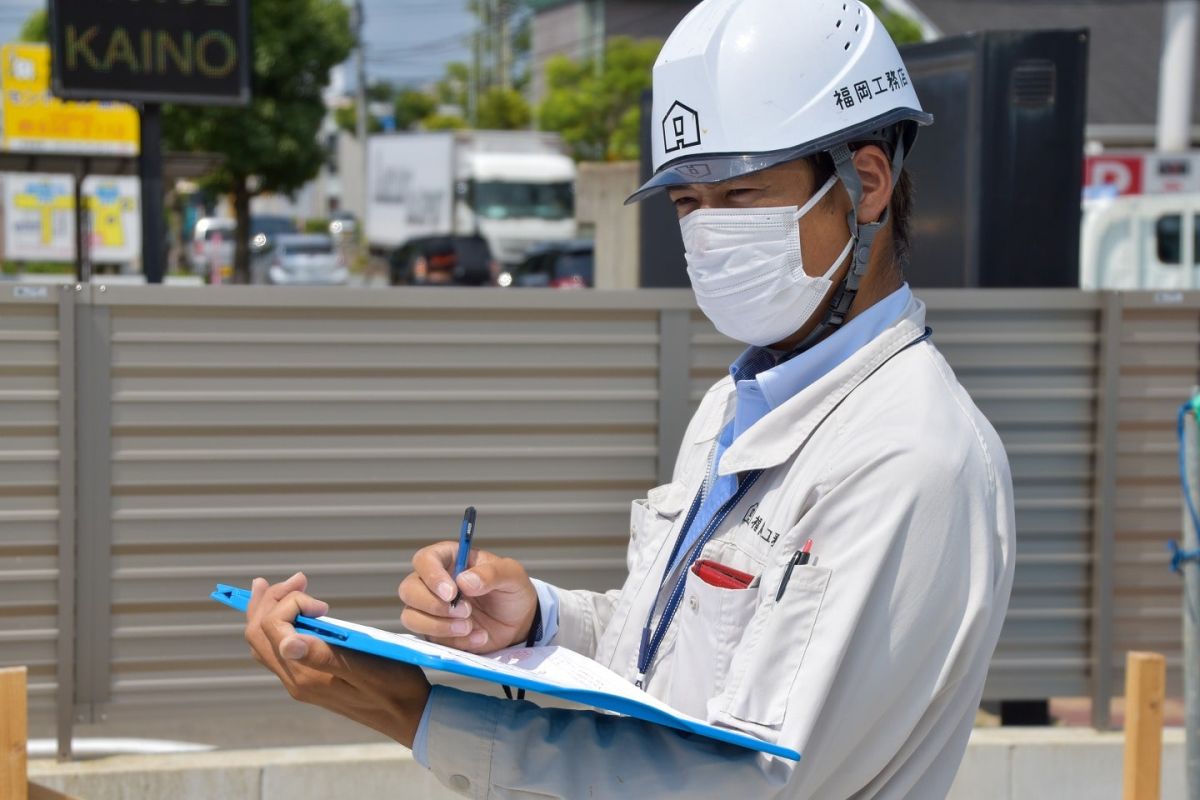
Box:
[636,468,764,688]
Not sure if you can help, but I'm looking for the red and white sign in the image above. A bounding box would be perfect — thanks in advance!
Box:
[1084,151,1200,196]
[1085,155,1143,195]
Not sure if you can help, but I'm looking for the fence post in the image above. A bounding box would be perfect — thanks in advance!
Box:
[1123,651,1166,800]
[657,308,692,485]
[1091,291,1122,729]
[72,291,114,722]
[55,286,76,761]
[1,666,28,800]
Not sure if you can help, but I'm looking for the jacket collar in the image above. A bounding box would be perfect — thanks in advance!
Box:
[710,295,928,475]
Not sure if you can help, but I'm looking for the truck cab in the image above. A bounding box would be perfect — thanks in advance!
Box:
[458,151,577,267]
[1080,193,1200,289]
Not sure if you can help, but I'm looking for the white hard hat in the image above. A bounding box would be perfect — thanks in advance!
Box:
[626,0,932,205]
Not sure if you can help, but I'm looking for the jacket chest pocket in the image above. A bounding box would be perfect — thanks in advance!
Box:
[716,565,831,729]
[597,481,692,671]
[664,565,760,720]
[627,481,690,576]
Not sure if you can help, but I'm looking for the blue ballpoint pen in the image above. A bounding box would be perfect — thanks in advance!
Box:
[450,506,476,608]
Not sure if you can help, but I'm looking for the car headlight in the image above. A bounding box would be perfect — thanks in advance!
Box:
[497,272,513,288]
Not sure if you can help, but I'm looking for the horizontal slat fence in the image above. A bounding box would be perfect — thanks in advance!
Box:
[0,283,69,729]
[2,284,1199,748]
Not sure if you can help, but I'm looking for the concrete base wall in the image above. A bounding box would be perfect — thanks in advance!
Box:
[29,728,1186,800]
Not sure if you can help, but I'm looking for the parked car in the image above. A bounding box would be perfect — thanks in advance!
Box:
[187,217,235,278]
[503,239,594,288]
[253,233,349,285]
[388,234,499,286]
[249,215,300,252]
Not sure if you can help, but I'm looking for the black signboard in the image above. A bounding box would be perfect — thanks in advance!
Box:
[48,0,251,106]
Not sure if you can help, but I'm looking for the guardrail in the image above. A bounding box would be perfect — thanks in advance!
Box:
[1,283,1192,752]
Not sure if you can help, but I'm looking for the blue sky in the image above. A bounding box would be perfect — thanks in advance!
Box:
[0,0,473,90]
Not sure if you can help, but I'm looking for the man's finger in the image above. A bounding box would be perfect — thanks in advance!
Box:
[398,573,471,619]
[248,571,307,620]
[456,558,523,598]
[400,606,478,640]
[411,542,466,604]
[260,590,332,664]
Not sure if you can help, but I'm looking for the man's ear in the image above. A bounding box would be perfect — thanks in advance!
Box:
[851,145,893,225]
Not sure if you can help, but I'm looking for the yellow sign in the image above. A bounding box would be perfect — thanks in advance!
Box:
[1,43,139,154]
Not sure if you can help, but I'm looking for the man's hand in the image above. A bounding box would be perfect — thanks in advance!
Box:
[244,572,431,748]
[399,542,538,653]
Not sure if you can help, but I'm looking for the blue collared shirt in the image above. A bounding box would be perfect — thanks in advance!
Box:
[413,283,913,768]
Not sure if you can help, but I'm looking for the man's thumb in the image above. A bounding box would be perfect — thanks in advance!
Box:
[456,561,516,596]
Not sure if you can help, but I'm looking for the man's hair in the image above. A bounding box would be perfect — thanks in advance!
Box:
[804,148,913,274]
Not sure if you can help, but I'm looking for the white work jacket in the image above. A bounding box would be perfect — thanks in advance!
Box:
[423,295,1016,799]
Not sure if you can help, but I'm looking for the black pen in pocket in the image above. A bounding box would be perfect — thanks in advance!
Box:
[775,538,814,601]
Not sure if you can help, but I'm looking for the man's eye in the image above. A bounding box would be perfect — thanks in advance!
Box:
[673,197,694,207]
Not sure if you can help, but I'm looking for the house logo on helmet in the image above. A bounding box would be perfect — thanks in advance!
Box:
[662,100,701,154]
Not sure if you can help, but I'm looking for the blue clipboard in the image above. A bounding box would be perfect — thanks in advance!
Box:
[214,583,800,761]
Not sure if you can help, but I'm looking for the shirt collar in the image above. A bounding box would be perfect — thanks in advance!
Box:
[716,292,928,475]
[724,284,913,439]
[755,283,912,408]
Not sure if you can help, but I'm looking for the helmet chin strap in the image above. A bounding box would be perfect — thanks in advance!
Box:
[782,135,907,360]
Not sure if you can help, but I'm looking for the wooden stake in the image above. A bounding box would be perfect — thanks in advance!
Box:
[1123,651,1166,800]
[1,666,28,800]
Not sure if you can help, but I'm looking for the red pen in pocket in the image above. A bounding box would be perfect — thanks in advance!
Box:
[691,559,755,589]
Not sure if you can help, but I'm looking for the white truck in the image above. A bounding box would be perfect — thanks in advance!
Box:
[1080,192,1200,289]
[365,131,578,283]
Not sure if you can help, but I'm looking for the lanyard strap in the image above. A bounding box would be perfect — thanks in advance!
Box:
[636,468,764,688]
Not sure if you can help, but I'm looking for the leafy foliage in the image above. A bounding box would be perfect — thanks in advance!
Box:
[537,36,661,161]
[477,86,531,130]
[18,9,48,42]
[161,0,354,280]
[864,0,925,44]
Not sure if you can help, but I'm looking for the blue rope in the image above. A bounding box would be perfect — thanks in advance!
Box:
[1175,399,1200,574]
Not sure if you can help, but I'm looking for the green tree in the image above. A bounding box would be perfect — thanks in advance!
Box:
[864,0,925,44]
[334,103,384,136]
[537,36,660,162]
[162,0,354,282]
[394,89,438,131]
[434,62,471,113]
[477,86,531,130]
[422,113,468,131]
[18,10,48,42]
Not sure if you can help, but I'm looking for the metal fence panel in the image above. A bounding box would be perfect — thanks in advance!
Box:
[0,284,68,718]
[92,287,675,713]
[1111,293,1200,698]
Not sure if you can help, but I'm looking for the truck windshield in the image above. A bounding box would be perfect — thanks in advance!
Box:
[472,181,573,221]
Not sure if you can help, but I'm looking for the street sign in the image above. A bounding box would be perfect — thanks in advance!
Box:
[1084,152,1200,197]
[48,0,251,106]
[0,43,139,154]
[1,173,141,264]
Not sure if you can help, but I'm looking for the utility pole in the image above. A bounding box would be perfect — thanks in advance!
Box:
[590,0,605,79]
[499,0,512,91]
[1157,0,1197,151]
[353,0,368,222]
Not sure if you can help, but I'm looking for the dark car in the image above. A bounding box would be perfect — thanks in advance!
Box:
[506,240,594,289]
[389,235,498,286]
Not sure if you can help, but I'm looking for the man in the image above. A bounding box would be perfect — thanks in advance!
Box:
[244,0,1015,797]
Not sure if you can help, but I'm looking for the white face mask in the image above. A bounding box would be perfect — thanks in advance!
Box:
[680,175,854,347]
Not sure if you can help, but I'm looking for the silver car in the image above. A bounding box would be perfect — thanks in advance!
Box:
[255,234,349,286]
